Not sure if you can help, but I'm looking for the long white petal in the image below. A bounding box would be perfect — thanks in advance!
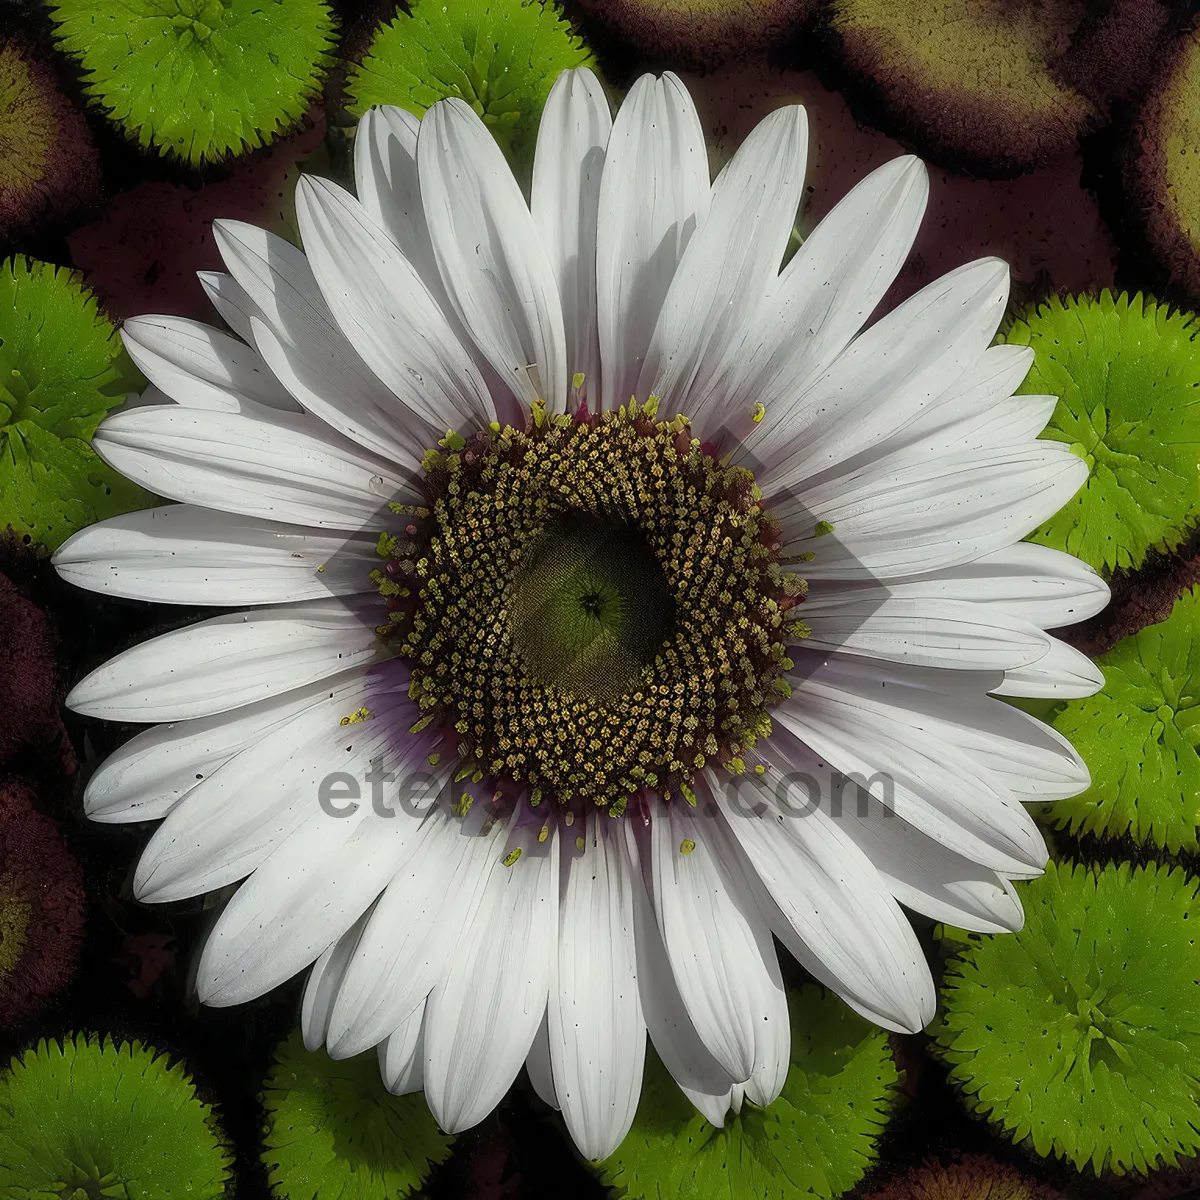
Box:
[757,258,1009,484]
[212,219,440,462]
[423,814,559,1133]
[67,597,383,722]
[525,1009,559,1111]
[91,405,419,530]
[197,270,259,345]
[326,801,506,1059]
[53,506,377,606]
[81,667,369,825]
[595,72,710,411]
[710,773,935,1034]
[782,443,1089,579]
[799,594,1051,671]
[532,68,611,408]
[785,653,1089,802]
[354,105,442,294]
[779,664,1049,873]
[130,674,404,902]
[379,1001,428,1095]
[835,543,1109,631]
[729,154,928,451]
[296,174,495,432]
[419,98,568,413]
[623,820,738,1125]
[763,734,1024,934]
[197,755,438,1006]
[121,316,298,414]
[642,105,808,425]
[993,636,1105,698]
[550,813,645,1160]
[302,910,370,1051]
[647,796,787,1092]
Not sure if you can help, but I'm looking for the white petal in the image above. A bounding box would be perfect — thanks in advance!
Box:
[550,813,646,1160]
[302,910,370,1051]
[851,543,1110,630]
[130,673,405,902]
[121,316,298,414]
[197,270,260,345]
[729,154,928,451]
[197,756,434,1007]
[779,665,1048,874]
[423,815,559,1133]
[296,174,494,432]
[354,106,442,293]
[596,73,710,411]
[786,652,1089,803]
[53,505,377,606]
[993,636,1105,698]
[327,802,507,1059]
[532,68,611,407]
[525,1009,559,1110]
[91,405,418,530]
[67,597,383,722]
[710,773,935,1034]
[81,667,369,825]
[758,258,1009,488]
[419,98,568,412]
[379,1001,428,1095]
[623,819,738,1124]
[647,796,787,1092]
[783,443,1089,579]
[799,593,1051,671]
[788,345,1044,483]
[641,105,808,424]
[212,219,440,462]
[763,734,1025,934]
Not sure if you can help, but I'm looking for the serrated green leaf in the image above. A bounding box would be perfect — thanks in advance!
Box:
[936,862,1200,1176]
[596,985,899,1200]
[1000,291,1200,574]
[0,257,156,550]
[1049,585,1200,853]
[262,1028,453,1199]
[48,0,336,163]
[347,0,594,173]
[0,1032,232,1197]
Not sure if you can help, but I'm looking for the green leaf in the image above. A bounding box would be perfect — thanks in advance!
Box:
[596,985,900,1199]
[261,1028,454,1199]
[999,291,1200,574]
[347,0,595,174]
[47,0,336,164]
[0,257,156,550]
[1048,585,1200,853]
[0,1033,232,1197]
[935,861,1200,1176]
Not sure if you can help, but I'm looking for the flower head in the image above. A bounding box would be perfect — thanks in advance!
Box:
[0,257,154,551]
[936,861,1200,1176]
[57,68,1103,1159]
[0,1032,232,1197]
[347,0,594,172]
[48,0,335,163]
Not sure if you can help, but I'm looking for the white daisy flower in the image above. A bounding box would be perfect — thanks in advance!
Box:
[55,69,1106,1160]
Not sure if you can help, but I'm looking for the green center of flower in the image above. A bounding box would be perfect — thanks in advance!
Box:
[375,400,807,813]
[508,510,677,701]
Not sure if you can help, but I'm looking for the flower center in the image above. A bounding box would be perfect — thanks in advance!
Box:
[375,400,807,813]
[508,510,676,701]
